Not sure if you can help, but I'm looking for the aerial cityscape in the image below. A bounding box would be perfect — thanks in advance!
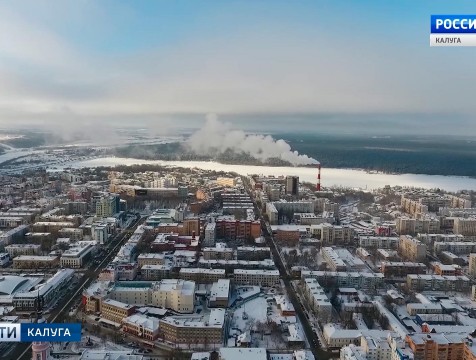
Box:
[0,1,476,360]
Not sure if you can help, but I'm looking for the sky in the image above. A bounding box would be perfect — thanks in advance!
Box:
[0,0,475,135]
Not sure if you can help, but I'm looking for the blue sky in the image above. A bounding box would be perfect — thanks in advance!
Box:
[0,0,475,132]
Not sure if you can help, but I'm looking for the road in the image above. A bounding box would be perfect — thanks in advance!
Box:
[243,177,335,359]
[8,215,144,360]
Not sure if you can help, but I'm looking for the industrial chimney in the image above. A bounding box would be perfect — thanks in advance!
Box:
[316,163,321,191]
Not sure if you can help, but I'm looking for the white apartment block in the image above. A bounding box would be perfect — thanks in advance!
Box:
[233,269,280,287]
[303,278,332,323]
[321,247,347,271]
[433,241,476,255]
[266,203,278,225]
[204,222,216,246]
[301,271,384,290]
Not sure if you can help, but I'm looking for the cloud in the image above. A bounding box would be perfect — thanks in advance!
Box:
[186,114,318,165]
[0,1,474,132]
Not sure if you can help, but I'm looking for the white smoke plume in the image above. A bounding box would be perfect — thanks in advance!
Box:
[186,114,319,166]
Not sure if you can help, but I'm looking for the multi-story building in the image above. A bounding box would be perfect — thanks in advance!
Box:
[13,255,60,269]
[203,245,234,260]
[320,224,354,246]
[358,236,399,249]
[179,268,226,283]
[0,225,29,246]
[434,242,476,255]
[203,222,216,246]
[266,203,278,225]
[233,269,280,287]
[321,247,347,271]
[95,194,120,217]
[406,333,465,360]
[215,219,261,241]
[140,264,172,281]
[398,236,427,262]
[216,177,236,188]
[208,279,230,308]
[60,242,95,268]
[303,278,331,323]
[301,271,385,290]
[236,246,270,261]
[137,253,165,267]
[285,176,299,196]
[5,244,41,257]
[101,299,135,325]
[469,254,476,278]
[122,314,160,341]
[13,269,74,311]
[454,218,476,236]
[58,227,84,241]
[159,308,225,347]
[275,227,300,244]
[381,262,427,277]
[406,274,470,292]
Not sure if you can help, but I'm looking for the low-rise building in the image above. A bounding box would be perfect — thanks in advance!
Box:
[209,279,230,308]
[122,314,160,341]
[233,269,280,287]
[13,255,59,269]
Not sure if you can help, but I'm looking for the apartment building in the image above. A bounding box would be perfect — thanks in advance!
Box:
[454,218,476,236]
[215,219,261,241]
[13,255,60,269]
[266,203,278,225]
[5,244,41,257]
[101,299,135,325]
[381,262,427,277]
[203,222,216,246]
[398,235,427,262]
[434,242,476,255]
[406,274,470,292]
[320,224,354,246]
[236,246,270,261]
[233,269,280,287]
[203,245,234,260]
[469,254,476,278]
[137,253,165,267]
[301,271,385,290]
[406,333,465,360]
[159,308,225,346]
[303,278,332,323]
[358,236,399,249]
[179,268,226,283]
[275,227,300,244]
[321,247,347,271]
[141,264,172,280]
